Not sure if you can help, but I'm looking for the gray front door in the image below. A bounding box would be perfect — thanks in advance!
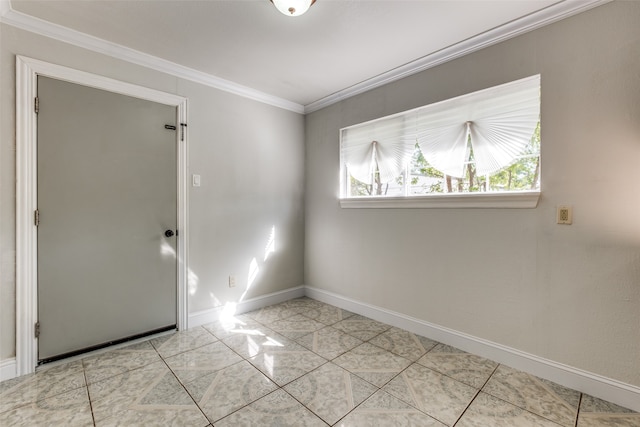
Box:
[37,76,178,361]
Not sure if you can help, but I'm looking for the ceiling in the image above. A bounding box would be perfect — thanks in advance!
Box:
[3,0,607,113]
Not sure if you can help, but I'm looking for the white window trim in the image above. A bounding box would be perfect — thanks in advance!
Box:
[340,191,540,209]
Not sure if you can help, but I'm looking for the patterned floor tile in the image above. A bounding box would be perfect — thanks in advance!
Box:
[2,297,635,427]
[222,325,307,359]
[580,394,636,414]
[333,342,411,387]
[577,413,640,427]
[483,365,580,427]
[0,360,86,414]
[0,386,93,427]
[577,394,640,427]
[202,314,263,340]
[150,326,217,358]
[184,360,278,423]
[456,392,563,427]
[296,326,363,360]
[244,303,304,324]
[369,327,438,361]
[382,363,477,425]
[300,304,355,325]
[332,315,392,341]
[416,343,498,388]
[248,349,327,386]
[280,297,331,311]
[284,362,378,425]
[88,361,194,423]
[96,405,207,426]
[263,314,326,340]
[164,341,243,384]
[82,341,161,385]
[215,389,327,426]
[336,390,446,426]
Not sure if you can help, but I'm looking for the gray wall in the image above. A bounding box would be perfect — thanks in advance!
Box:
[0,24,305,360]
[305,1,640,387]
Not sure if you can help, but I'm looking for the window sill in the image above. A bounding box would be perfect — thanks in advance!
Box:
[339,191,540,209]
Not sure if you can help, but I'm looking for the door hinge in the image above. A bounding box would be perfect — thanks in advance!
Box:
[34,97,39,114]
[180,123,187,141]
[35,322,40,338]
[34,209,40,227]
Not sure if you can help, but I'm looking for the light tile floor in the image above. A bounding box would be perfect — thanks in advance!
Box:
[1,297,638,426]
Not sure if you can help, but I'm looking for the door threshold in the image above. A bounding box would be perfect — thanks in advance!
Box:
[37,325,177,369]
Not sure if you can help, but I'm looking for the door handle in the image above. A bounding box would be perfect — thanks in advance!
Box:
[164,229,175,238]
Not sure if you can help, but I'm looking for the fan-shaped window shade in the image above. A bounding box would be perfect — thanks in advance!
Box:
[415,76,540,177]
[340,75,540,188]
[341,115,415,184]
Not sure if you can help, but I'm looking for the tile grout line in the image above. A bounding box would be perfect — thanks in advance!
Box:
[452,362,501,426]
[330,388,382,426]
[280,308,410,421]
[289,306,461,425]
[149,333,225,423]
[211,312,331,425]
[468,389,569,427]
[243,302,361,425]
[388,361,461,426]
[215,310,331,425]
[368,354,438,421]
[156,337,225,425]
[82,362,97,427]
[219,388,269,424]
[481,367,580,427]
[277,385,332,426]
[574,393,583,427]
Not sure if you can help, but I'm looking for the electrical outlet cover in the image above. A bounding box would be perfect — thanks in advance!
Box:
[557,205,573,224]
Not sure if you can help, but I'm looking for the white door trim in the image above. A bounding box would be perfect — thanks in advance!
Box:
[15,55,188,376]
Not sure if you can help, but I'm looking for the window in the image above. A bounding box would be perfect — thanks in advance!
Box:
[340,75,541,208]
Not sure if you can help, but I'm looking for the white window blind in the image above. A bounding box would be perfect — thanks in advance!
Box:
[415,76,540,177]
[341,115,415,184]
[340,75,540,188]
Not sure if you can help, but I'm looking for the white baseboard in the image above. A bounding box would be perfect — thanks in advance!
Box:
[188,285,306,328]
[304,286,640,412]
[188,306,225,329]
[0,358,17,382]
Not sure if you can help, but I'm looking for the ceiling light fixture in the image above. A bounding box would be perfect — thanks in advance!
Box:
[270,0,316,17]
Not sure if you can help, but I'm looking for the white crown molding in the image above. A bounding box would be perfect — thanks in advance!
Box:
[304,0,613,114]
[0,0,612,115]
[0,4,305,114]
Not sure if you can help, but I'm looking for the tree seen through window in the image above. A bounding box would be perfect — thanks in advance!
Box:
[348,122,540,197]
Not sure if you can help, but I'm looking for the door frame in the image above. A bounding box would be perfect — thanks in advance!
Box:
[15,56,189,375]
